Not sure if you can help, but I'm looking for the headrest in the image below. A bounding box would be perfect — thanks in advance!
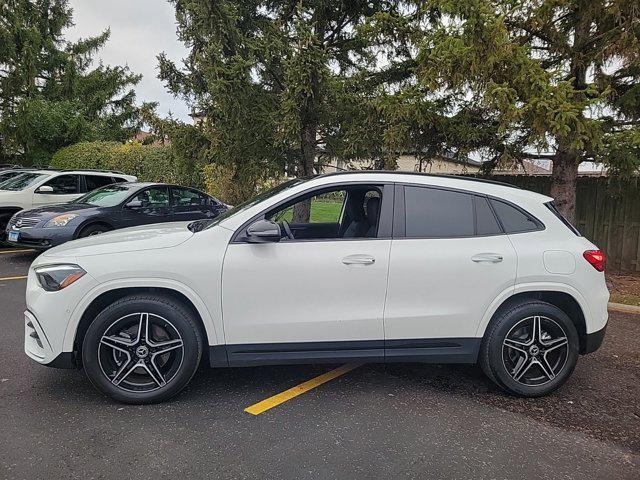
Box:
[366,196,380,220]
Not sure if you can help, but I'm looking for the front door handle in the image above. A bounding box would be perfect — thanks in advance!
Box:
[342,254,376,265]
[471,253,503,263]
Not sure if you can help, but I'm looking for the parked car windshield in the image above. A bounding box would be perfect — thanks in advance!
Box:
[0,172,47,191]
[73,184,134,207]
[202,178,309,230]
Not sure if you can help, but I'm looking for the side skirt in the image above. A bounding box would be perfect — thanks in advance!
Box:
[209,338,481,367]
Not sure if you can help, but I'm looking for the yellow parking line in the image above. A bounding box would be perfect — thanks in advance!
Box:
[244,363,362,415]
[0,275,28,281]
[0,249,34,254]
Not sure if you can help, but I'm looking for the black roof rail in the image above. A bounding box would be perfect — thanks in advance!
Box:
[316,170,521,189]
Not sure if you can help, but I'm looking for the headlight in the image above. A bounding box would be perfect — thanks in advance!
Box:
[34,264,86,291]
[44,214,78,228]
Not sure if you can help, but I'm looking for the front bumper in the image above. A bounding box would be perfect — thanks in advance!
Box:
[5,225,75,249]
[24,310,76,368]
[25,311,77,368]
[24,267,97,369]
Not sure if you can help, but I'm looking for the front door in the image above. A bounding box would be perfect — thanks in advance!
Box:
[383,185,517,361]
[32,174,82,207]
[120,186,173,227]
[221,183,393,365]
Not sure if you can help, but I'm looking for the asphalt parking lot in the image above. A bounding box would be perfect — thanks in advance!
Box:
[1,248,639,479]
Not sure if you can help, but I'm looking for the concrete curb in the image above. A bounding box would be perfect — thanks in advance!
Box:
[608,302,640,315]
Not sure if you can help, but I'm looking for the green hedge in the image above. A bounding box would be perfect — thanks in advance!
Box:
[50,141,204,188]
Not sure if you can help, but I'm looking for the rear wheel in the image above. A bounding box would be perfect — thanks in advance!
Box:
[480,301,579,397]
[82,295,203,404]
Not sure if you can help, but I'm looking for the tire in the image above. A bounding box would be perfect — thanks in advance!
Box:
[480,301,579,397]
[78,224,110,238]
[82,294,203,404]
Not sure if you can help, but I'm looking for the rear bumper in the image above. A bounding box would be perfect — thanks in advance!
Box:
[583,324,607,354]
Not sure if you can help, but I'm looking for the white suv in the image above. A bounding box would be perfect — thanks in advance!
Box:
[24,172,609,403]
[0,169,136,230]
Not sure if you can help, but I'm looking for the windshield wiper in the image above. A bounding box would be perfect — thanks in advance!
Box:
[187,219,215,233]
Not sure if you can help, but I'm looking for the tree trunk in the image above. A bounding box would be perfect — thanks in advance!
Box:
[547,1,589,226]
[292,121,316,222]
[550,151,579,224]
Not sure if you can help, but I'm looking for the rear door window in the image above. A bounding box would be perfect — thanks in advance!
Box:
[404,186,474,238]
[172,187,210,212]
[489,199,542,233]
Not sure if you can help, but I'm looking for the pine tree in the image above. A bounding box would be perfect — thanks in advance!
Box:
[0,0,144,165]
[158,0,420,214]
[411,0,640,222]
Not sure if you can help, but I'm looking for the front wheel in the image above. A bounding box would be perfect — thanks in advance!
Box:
[78,224,110,238]
[82,295,203,404]
[480,301,579,397]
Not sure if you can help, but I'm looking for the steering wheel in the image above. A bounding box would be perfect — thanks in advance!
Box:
[281,220,294,240]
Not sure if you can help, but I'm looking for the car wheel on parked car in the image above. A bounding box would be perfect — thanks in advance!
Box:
[480,301,580,397]
[78,224,110,237]
[81,295,203,404]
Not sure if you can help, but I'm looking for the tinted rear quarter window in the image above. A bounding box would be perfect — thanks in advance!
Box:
[490,199,542,233]
[404,186,474,237]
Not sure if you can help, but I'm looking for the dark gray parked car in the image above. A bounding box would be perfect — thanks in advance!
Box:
[5,182,227,249]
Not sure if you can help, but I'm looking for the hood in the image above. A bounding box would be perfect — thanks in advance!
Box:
[16,203,101,221]
[42,222,194,258]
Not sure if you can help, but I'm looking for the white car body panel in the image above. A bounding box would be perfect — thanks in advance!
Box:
[384,234,517,340]
[29,223,234,355]
[222,239,391,344]
[24,172,609,371]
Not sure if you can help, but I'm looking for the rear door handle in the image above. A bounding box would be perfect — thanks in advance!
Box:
[471,253,503,263]
[342,254,376,265]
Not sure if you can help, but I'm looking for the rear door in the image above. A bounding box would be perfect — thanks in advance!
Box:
[171,187,220,222]
[383,184,517,361]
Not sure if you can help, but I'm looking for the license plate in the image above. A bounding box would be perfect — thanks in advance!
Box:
[7,231,19,242]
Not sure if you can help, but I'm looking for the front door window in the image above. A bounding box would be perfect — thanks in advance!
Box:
[266,186,382,240]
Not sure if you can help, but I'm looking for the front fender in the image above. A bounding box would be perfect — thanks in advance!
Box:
[62,277,221,352]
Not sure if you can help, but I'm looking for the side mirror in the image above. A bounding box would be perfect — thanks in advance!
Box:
[35,185,54,194]
[246,219,281,243]
[125,199,143,209]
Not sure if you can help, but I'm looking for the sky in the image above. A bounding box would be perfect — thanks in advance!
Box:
[66,0,191,122]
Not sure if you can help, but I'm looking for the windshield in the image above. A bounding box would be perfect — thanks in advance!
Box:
[73,184,134,207]
[0,172,47,191]
[203,178,309,230]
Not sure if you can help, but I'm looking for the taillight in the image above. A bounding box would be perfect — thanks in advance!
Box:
[583,250,606,272]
